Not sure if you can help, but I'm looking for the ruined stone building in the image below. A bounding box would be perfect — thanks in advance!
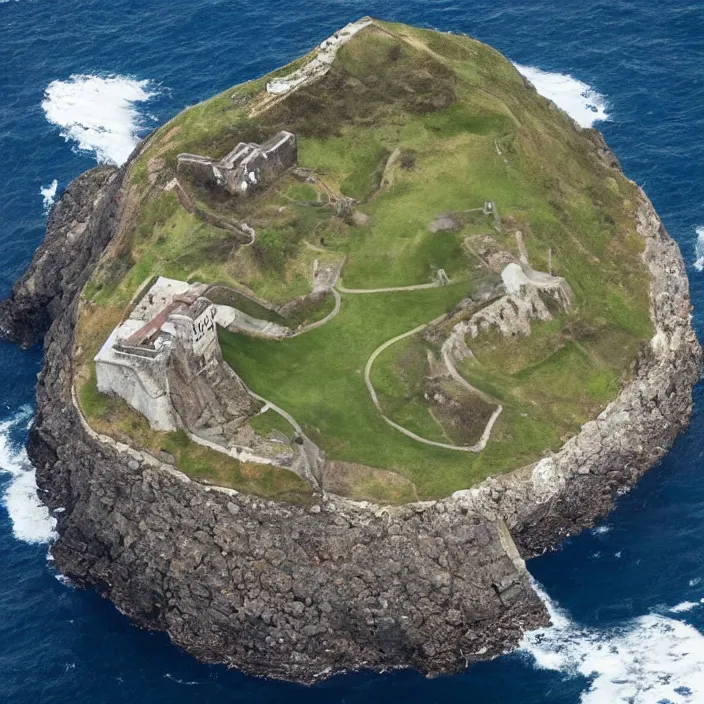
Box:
[177,130,297,196]
[94,277,255,433]
[94,276,324,487]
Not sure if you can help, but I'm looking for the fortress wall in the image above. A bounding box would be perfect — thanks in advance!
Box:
[176,155,219,189]
[95,354,177,431]
[190,303,218,357]
[262,132,297,175]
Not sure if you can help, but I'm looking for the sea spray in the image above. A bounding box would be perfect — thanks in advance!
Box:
[513,64,609,128]
[40,179,58,211]
[41,74,156,166]
[694,226,704,271]
[0,409,57,544]
[520,581,704,703]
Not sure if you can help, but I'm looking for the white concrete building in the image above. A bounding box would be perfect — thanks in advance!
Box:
[94,277,219,431]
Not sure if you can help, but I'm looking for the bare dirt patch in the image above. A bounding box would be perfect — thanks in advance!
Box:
[322,460,418,504]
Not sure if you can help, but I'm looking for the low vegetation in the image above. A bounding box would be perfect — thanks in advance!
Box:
[79,363,313,503]
[75,20,652,503]
[371,334,496,446]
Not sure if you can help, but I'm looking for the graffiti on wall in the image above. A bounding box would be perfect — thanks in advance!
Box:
[192,305,217,354]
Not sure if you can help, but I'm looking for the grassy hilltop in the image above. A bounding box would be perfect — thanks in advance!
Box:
[75,19,652,503]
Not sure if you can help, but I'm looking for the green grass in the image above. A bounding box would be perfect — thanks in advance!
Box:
[371,335,451,444]
[79,364,312,503]
[283,292,336,328]
[460,321,637,441]
[76,19,654,502]
[206,286,286,323]
[218,281,593,500]
[220,284,481,499]
[371,334,495,446]
[249,409,295,438]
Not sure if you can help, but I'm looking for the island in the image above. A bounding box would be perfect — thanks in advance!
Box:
[1,18,700,684]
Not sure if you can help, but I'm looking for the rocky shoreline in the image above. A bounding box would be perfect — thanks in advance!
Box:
[1,128,700,683]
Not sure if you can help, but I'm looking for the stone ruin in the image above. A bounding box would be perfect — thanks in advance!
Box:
[177,130,297,197]
[94,277,323,487]
[95,277,239,431]
[265,18,373,96]
[441,233,574,371]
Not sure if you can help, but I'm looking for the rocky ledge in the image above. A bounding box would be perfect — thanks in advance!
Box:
[1,132,700,683]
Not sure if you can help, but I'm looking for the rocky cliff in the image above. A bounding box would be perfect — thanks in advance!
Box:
[0,165,120,348]
[2,130,701,682]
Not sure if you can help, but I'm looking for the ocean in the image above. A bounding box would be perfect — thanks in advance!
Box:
[1,1,703,701]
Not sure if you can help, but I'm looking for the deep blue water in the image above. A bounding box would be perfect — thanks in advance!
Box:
[1,1,703,701]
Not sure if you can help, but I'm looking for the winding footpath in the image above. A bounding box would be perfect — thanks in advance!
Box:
[244,385,322,489]
[335,269,452,295]
[222,265,502,455]
[363,314,503,453]
[290,289,342,337]
[336,281,445,294]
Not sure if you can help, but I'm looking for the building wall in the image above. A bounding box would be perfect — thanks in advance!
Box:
[176,156,219,189]
[191,304,218,357]
[95,350,178,431]
[264,132,297,172]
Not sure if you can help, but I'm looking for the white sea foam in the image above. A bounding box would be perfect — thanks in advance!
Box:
[164,674,205,686]
[41,74,156,166]
[513,64,609,129]
[521,582,704,703]
[40,179,58,211]
[693,226,704,271]
[0,409,57,544]
[591,524,611,535]
[669,601,701,613]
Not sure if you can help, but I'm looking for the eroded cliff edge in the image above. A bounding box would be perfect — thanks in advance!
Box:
[0,165,121,349]
[1,129,701,682]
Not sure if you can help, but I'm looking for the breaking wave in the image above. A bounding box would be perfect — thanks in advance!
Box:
[520,582,704,703]
[693,226,704,271]
[669,600,702,613]
[40,179,58,211]
[0,409,57,544]
[41,74,156,166]
[590,524,611,535]
[513,64,609,128]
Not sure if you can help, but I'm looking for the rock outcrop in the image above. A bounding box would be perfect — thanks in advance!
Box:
[451,192,702,554]
[1,130,701,684]
[0,165,120,348]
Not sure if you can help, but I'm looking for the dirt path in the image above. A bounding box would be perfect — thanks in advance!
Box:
[166,177,256,245]
[290,289,342,337]
[303,240,328,254]
[380,147,401,189]
[441,342,500,407]
[337,281,444,294]
[244,384,322,489]
[363,315,503,453]
[337,270,452,294]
